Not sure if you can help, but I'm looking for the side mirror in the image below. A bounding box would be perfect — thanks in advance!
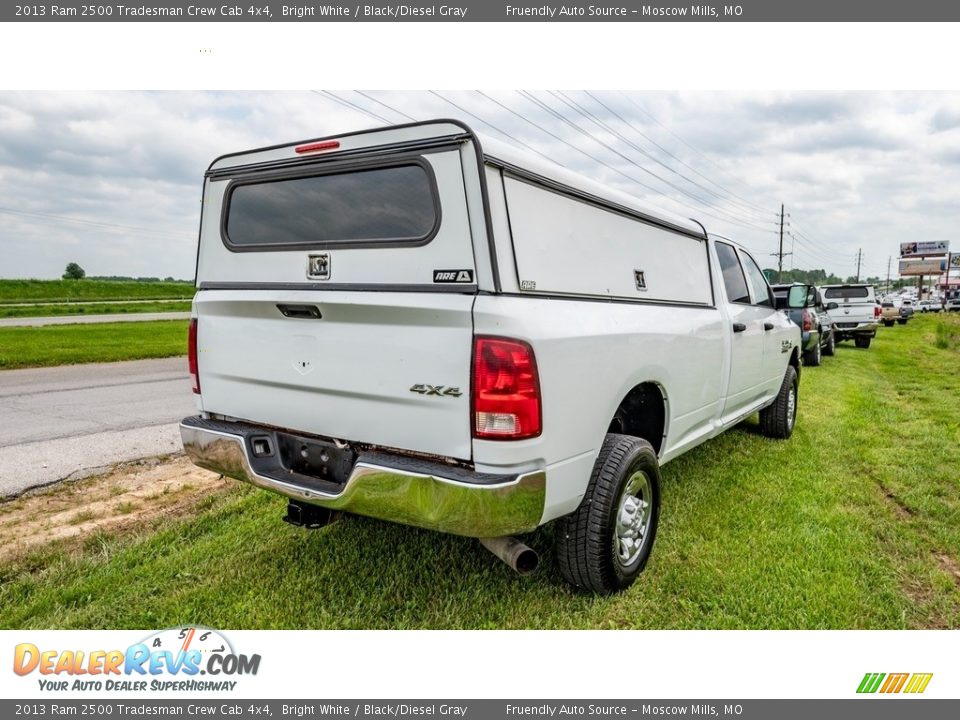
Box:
[787,285,809,309]
[827,302,839,310]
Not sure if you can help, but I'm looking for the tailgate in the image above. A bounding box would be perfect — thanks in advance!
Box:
[192,124,483,461]
[195,290,474,460]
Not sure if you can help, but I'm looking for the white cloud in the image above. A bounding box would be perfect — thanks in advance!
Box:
[0,90,957,281]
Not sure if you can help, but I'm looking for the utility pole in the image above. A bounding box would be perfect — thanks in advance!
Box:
[777,203,785,282]
[886,256,891,293]
[856,248,862,283]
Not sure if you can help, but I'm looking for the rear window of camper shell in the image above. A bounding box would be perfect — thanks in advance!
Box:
[222,161,440,250]
[823,286,870,300]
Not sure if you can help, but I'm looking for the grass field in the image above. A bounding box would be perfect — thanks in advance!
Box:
[0,279,193,305]
[0,314,958,629]
[0,300,192,318]
[0,320,188,369]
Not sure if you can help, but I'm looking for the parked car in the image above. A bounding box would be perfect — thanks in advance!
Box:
[901,298,915,320]
[179,120,803,594]
[820,284,881,348]
[772,283,837,365]
[947,296,960,312]
[918,299,943,312]
[880,299,901,327]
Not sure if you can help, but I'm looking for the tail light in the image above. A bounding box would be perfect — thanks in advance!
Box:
[472,337,542,440]
[874,305,882,318]
[802,310,814,332]
[188,318,200,394]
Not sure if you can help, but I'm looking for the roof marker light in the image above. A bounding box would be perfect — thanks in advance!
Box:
[295,140,341,154]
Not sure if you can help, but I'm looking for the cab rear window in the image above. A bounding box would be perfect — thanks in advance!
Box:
[223,162,439,250]
[824,287,870,299]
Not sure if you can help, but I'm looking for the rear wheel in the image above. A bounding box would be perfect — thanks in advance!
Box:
[803,337,822,367]
[897,318,907,325]
[883,320,895,327]
[822,331,836,357]
[759,364,798,439]
[855,336,872,349]
[557,434,661,594]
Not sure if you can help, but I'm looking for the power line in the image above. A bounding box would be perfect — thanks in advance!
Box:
[580,91,777,222]
[313,90,390,125]
[0,206,186,240]
[427,91,561,165]
[514,90,777,234]
[552,91,778,228]
[618,93,776,216]
[353,91,417,122]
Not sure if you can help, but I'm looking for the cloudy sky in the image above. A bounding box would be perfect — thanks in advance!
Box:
[1,90,958,281]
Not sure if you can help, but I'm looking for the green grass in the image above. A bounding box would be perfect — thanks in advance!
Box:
[0,301,192,318]
[0,279,193,305]
[1,315,958,629]
[0,320,188,369]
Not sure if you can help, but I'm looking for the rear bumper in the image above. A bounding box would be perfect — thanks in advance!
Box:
[834,321,878,337]
[179,416,545,538]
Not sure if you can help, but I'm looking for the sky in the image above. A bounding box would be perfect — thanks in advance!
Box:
[1,90,958,281]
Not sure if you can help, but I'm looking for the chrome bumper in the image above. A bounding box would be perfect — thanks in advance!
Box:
[179,417,545,538]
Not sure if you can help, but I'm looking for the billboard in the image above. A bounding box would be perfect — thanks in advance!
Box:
[899,258,947,275]
[900,240,949,257]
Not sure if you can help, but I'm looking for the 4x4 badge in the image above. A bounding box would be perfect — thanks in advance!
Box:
[410,384,462,398]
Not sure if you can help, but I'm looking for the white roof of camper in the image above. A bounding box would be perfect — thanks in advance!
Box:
[475,131,705,237]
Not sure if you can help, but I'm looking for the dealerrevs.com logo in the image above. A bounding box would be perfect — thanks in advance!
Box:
[13,627,261,692]
[857,672,933,694]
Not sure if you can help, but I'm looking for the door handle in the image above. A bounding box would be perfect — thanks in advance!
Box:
[732,322,747,333]
[763,322,775,331]
[277,303,322,319]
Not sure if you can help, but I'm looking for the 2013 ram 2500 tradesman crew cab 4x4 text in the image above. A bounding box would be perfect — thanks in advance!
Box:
[181,120,803,593]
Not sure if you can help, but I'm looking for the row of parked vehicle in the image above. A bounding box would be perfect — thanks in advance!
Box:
[771,282,882,365]
[773,280,960,365]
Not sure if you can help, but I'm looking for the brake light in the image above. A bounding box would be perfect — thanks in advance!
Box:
[874,305,882,318]
[294,140,340,154]
[802,310,813,332]
[188,318,200,394]
[472,337,542,440]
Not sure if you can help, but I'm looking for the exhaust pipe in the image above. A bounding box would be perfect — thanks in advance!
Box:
[479,536,539,576]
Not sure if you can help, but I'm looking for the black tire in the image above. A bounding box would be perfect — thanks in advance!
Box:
[556,434,661,594]
[855,336,872,349]
[897,319,907,325]
[759,364,798,439]
[803,337,822,367]
[883,320,895,327]
[822,331,836,357]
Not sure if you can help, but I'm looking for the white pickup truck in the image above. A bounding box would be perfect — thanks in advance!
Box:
[181,120,802,593]
[819,284,881,348]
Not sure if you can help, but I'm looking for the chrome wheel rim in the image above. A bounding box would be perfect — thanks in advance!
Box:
[787,385,797,430]
[615,470,653,568]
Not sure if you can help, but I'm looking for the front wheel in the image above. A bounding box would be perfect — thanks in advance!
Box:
[855,336,872,349]
[759,364,798,439]
[556,434,661,594]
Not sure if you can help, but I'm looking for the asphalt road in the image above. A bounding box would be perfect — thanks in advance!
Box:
[0,357,195,497]
[0,312,191,327]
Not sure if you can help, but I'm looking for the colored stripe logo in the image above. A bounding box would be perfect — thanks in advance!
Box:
[857,672,933,694]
